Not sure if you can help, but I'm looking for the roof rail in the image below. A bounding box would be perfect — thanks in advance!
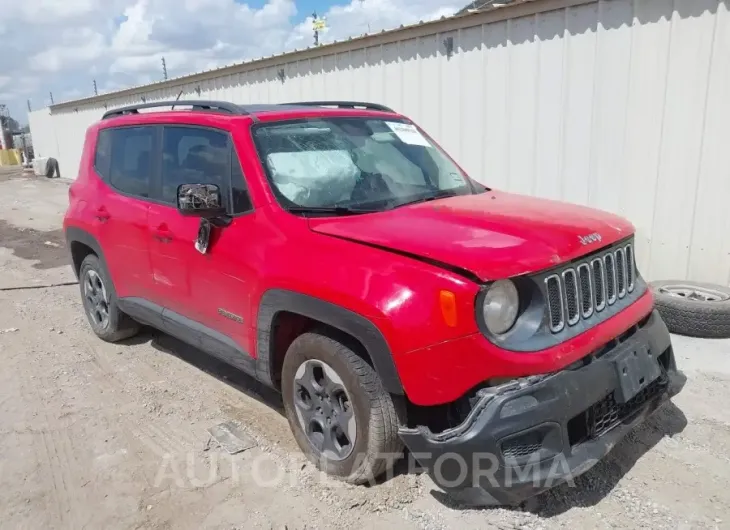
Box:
[101,100,249,120]
[287,101,395,113]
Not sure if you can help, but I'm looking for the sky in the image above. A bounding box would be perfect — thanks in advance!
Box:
[0,0,463,124]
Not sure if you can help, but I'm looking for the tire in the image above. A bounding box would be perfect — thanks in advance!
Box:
[78,254,140,342]
[281,332,403,485]
[46,158,56,179]
[650,280,730,338]
[45,157,58,178]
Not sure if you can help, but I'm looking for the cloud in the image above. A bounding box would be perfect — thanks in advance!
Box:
[0,0,461,123]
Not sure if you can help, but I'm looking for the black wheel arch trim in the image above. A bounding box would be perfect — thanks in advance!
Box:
[64,226,109,280]
[256,289,404,395]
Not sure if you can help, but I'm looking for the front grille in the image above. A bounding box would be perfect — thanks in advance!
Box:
[577,264,593,318]
[592,258,606,311]
[546,275,564,332]
[568,376,667,446]
[605,253,617,303]
[626,245,635,291]
[563,269,579,326]
[616,248,627,298]
[545,242,636,333]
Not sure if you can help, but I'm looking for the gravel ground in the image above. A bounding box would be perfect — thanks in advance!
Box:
[0,166,729,529]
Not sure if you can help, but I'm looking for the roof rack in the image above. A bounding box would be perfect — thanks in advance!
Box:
[287,101,395,113]
[101,100,250,120]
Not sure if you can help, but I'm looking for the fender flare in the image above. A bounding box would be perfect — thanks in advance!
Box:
[255,289,404,395]
[64,226,108,279]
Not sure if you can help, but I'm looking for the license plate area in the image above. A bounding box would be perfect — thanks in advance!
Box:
[611,340,662,404]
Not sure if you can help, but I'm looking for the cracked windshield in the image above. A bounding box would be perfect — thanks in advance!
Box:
[253,117,477,212]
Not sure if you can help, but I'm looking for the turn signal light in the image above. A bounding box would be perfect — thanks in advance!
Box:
[439,290,458,327]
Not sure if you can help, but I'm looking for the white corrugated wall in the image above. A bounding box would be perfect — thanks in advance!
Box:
[28,0,730,285]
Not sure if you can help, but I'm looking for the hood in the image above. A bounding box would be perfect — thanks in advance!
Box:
[308,191,634,281]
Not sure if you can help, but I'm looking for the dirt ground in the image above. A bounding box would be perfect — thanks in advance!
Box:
[1,166,729,530]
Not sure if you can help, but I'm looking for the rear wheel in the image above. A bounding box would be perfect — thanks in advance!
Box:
[79,254,140,342]
[281,332,402,484]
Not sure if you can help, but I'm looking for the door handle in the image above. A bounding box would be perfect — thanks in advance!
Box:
[95,207,110,222]
[154,224,173,243]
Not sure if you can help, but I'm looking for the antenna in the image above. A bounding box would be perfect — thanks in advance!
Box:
[162,57,168,80]
[49,92,54,105]
[93,79,98,96]
[171,89,184,110]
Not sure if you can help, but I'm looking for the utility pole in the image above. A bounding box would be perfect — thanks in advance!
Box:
[312,11,319,46]
[93,79,98,96]
[162,57,168,80]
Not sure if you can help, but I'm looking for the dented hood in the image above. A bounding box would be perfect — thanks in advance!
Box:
[308,191,634,281]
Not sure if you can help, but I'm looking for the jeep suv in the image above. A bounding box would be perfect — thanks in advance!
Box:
[64,100,685,505]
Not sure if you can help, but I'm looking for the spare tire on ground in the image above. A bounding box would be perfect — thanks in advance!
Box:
[650,280,730,338]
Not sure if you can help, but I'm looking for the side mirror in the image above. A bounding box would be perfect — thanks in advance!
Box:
[177,183,226,218]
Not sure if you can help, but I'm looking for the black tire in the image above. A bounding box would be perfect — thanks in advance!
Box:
[45,157,58,178]
[281,332,403,485]
[650,280,730,338]
[78,254,140,342]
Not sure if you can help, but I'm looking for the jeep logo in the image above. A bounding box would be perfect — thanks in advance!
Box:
[578,232,602,246]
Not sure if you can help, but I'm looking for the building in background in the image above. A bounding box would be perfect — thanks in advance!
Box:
[456,0,517,15]
[26,0,730,286]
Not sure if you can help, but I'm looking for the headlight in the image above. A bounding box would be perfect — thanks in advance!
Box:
[482,280,519,335]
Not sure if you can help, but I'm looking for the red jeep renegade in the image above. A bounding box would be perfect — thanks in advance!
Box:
[64,100,685,505]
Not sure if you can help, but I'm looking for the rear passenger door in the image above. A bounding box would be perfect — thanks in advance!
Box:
[93,126,156,301]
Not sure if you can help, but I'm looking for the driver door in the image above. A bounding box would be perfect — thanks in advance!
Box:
[147,125,230,320]
[147,125,256,365]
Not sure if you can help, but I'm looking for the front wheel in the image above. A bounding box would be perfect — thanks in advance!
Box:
[281,332,403,484]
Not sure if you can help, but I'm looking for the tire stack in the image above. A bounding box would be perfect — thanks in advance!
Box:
[650,281,730,339]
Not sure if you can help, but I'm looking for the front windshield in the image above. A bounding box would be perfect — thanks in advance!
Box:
[253,117,478,212]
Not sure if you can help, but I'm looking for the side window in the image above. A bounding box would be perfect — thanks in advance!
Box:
[161,126,230,204]
[94,129,112,179]
[231,148,253,213]
[108,127,154,197]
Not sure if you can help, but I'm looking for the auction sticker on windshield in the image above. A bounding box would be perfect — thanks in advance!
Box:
[385,122,431,147]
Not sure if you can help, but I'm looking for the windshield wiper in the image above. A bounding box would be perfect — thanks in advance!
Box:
[391,190,463,209]
[286,206,380,216]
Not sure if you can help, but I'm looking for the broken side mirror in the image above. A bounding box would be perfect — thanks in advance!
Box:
[177,183,226,218]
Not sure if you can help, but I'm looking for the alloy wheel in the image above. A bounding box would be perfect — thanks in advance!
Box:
[292,359,356,461]
[83,269,110,329]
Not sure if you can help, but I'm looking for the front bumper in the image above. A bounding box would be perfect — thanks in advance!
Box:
[398,310,686,506]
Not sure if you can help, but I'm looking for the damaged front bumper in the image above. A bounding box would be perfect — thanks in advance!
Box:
[398,310,686,506]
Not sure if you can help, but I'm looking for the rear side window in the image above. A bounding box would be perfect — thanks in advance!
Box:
[161,126,231,204]
[94,129,112,178]
[101,126,155,197]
